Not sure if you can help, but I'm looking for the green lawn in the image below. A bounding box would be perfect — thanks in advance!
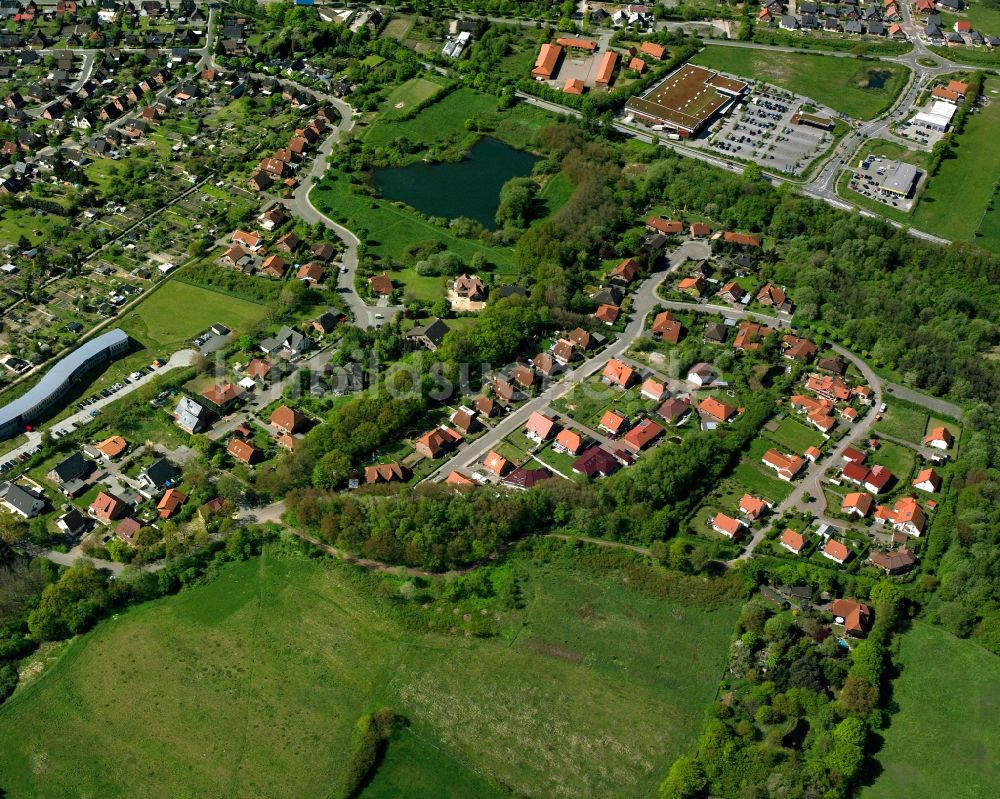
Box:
[0,551,739,799]
[767,416,825,453]
[874,401,928,444]
[119,279,267,352]
[732,460,794,503]
[690,46,909,119]
[870,440,915,482]
[310,174,518,272]
[861,622,1000,799]
[361,729,507,799]
[537,171,574,219]
[365,88,499,148]
[910,76,1000,250]
[379,76,450,120]
[967,2,1000,35]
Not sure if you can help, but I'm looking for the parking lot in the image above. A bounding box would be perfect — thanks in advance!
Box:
[846,155,923,212]
[695,87,835,176]
[892,118,944,151]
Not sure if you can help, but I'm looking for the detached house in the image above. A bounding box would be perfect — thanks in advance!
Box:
[780,529,806,555]
[874,496,926,536]
[712,513,745,540]
[762,449,806,481]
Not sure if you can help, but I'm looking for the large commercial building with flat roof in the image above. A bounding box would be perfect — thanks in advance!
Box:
[0,328,130,440]
[879,161,920,198]
[624,63,748,137]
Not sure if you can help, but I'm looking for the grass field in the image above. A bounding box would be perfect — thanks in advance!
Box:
[861,622,1000,799]
[365,88,499,148]
[767,416,825,452]
[690,46,909,119]
[870,440,915,481]
[311,174,518,272]
[119,280,266,352]
[910,76,1000,250]
[0,551,739,799]
[874,401,928,444]
[379,76,449,121]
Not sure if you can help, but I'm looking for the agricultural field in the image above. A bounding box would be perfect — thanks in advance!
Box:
[690,46,909,119]
[910,76,1000,250]
[861,622,1000,799]
[0,551,739,799]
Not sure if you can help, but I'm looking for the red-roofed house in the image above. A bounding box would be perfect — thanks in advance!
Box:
[227,438,261,465]
[609,258,640,284]
[739,494,770,521]
[483,450,511,477]
[842,492,874,518]
[822,539,851,565]
[364,463,407,484]
[554,428,584,455]
[270,405,306,435]
[723,231,761,248]
[690,222,710,238]
[90,491,128,523]
[646,216,683,235]
[525,411,558,442]
[712,512,745,540]
[874,496,926,537]
[602,358,637,388]
[369,272,394,296]
[912,468,941,493]
[699,397,737,424]
[156,488,186,519]
[640,378,668,402]
[832,598,871,637]
[415,426,463,459]
[923,426,953,450]
[598,409,629,437]
[651,311,682,343]
[761,449,806,481]
[622,419,664,454]
[595,304,620,325]
[780,529,805,555]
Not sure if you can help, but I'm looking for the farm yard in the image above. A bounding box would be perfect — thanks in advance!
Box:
[690,46,909,120]
[0,550,740,799]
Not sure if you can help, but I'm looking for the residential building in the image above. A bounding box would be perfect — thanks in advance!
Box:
[525,411,558,442]
[687,363,715,386]
[780,529,805,554]
[598,409,629,437]
[157,488,186,519]
[841,492,874,518]
[874,496,926,536]
[554,428,584,455]
[90,490,128,523]
[174,396,209,434]
[622,419,664,453]
[502,466,552,491]
[656,398,690,425]
[483,450,511,477]
[869,548,917,575]
[651,311,683,343]
[822,539,851,565]
[227,437,261,465]
[572,446,620,478]
[270,405,306,436]
[415,426,462,459]
[602,358,636,388]
[739,494,770,521]
[0,483,45,518]
[912,467,941,493]
[46,451,91,496]
[832,598,871,637]
[699,397,737,424]
[761,449,806,481]
[923,426,953,450]
[364,463,407,484]
[405,318,450,351]
[712,512,745,539]
[640,378,668,402]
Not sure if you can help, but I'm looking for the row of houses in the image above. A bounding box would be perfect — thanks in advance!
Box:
[247,102,335,193]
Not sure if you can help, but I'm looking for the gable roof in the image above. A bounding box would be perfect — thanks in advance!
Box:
[781,529,805,553]
[602,358,635,387]
[96,435,127,458]
[525,411,558,440]
[699,396,736,423]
